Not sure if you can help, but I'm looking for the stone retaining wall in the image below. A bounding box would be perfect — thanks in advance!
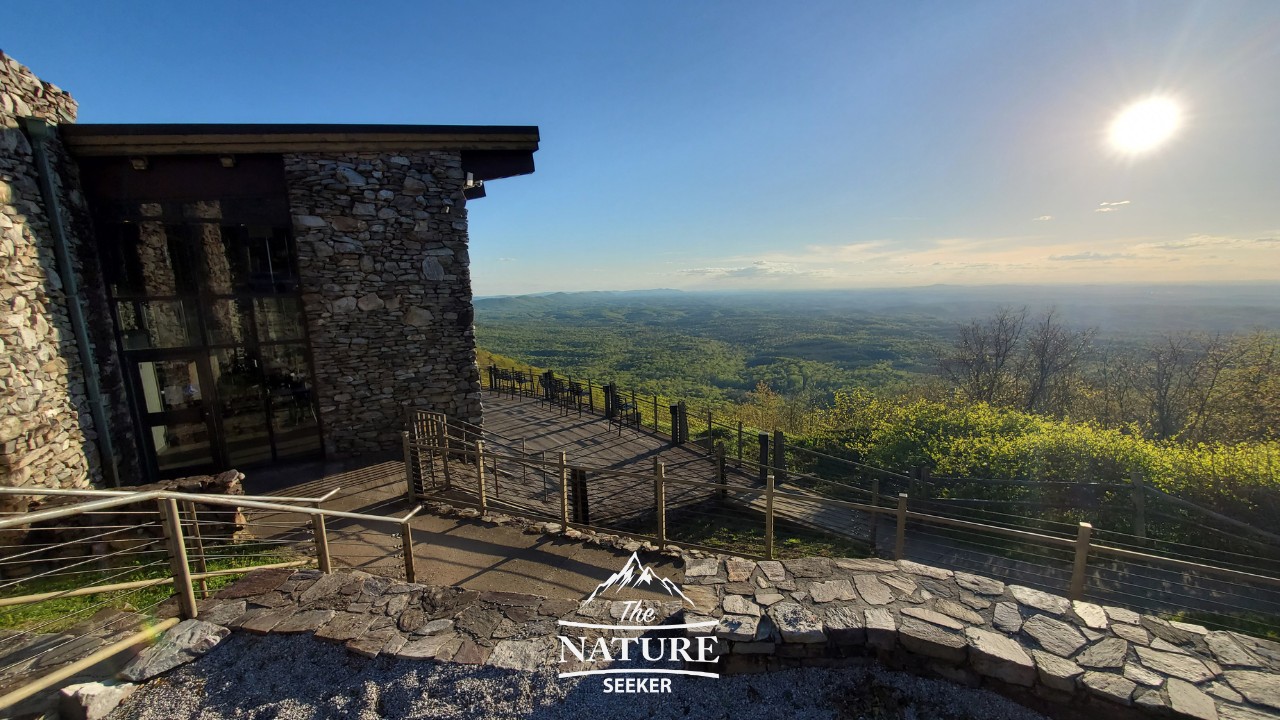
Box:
[284,152,482,456]
[198,551,1280,720]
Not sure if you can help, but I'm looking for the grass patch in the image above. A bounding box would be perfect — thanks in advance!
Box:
[0,540,306,633]
[659,500,869,559]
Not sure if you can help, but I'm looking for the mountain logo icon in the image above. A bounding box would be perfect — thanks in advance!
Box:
[585,551,696,608]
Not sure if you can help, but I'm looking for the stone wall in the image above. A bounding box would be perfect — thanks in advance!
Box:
[284,152,482,456]
[0,51,102,492]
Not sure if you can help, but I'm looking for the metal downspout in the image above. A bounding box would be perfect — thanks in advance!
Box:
[20,118,121,487]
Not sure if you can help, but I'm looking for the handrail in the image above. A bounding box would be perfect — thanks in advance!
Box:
[0,486,342,505]
[0,490,421,532]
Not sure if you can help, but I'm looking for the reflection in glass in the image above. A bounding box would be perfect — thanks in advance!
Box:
[209,349,272,467]
[254,297,305,342]
[204,298,251,346]
[137,359,203,413]
[263,344,321,459]
[117,300,200,349]
[151,420,214,473]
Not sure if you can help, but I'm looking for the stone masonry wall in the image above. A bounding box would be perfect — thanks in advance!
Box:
[284,152,482,456]
[0,51,101,492]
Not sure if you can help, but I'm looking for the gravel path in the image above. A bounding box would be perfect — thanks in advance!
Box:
[112,634,1049,720]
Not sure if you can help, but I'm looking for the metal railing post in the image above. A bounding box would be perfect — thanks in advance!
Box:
[894,493,908,561]
[1070,522,1093,600]
[181,500,209,599]
[157,498,198,620]
[402,519,416,584]
[476,440,488,514]
[655,459,666,549]
[558,451,570,533]
[765,474,776,560]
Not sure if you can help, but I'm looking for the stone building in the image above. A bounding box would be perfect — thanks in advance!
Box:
[0,51,538,487]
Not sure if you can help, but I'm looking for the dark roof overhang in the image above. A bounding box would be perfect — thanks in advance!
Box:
[60,123,539,181]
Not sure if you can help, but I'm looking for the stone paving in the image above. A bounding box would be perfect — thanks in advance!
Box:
[182,551,1280,720]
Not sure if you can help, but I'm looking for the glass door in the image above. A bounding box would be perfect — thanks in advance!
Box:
[131,352,219,475]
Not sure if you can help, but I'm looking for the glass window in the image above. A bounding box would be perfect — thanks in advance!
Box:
[262,344,321,459]
[116,299,201,349]
[254,297,306,342]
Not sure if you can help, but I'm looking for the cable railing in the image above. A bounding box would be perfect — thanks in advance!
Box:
[405,409,1280,637]
[0,486,423,713]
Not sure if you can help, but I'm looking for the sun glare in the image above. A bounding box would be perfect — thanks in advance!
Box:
[1108,97,1182,155]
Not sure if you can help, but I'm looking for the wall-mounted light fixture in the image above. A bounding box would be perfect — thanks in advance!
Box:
[129,157,148,171]
[219,155,237,168]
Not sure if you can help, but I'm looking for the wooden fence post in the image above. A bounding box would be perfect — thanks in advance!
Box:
[869,478,881,552]
[706,410,713,451]
[181,501,208,599]
[438,419,452,491]
[654,459,666,549]
[157,498,198,620]
[402,519,416,584]
[652,395,658,431]
[312,499,332,574]
[919,467,931,500]
[737,421,744,464]
[558,451,569,533]
[715,441,726,500]
[475,440,487,515]
[773,430,787,483]
[678,401,689,444]
[1069,522,1093,600]
[588,379,594,414]
[894,493,908,561]
[1131,470,1147,540]
[402,430,415,502]
[757,433,770,484]
[765,474,776,560]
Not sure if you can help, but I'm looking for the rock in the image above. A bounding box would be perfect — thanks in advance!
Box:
[1142,616,1199,646]
[487,640,544,671]
[398,608,427,633]
[1033,650,1083,692]
[933,598,984,625]
[1021,614,1087,657]
[294,214,327,228]
[852,575,893,605]
[1134,689,1168,712]
[404,306,434,327]
[880,574,918,596]
[833,558,897,573]
[273,609,336,634]
[315,612,373,642]
[1112,623,1151,646]
[1070,601,1109,630]
[1137,646,1215,683]
[338,167,367,185]
[216,568,292,599]
[198,600,246,626]
[899,617,966,663]
[1166,678,1218,720]
[808,579,855,603]
[419,619,454,635]
[1076,638,1129,669]
[346,628,402,659]
[1205,631,1264,668]
[1206,681,1243,703]
[754,592,785,606]
[450,639,493,664]
[1124,662,1164,687]
[716,614,759,642]
[395,633,462,660]
[725,560,754,582]
[965,627,1035,686]
[897,560,953,580]
[1223,670,1280,710]
[783,557,832,578]
[681,585,719,612]
[58,681,136,720]
[766,602,825,643]
[993,602,1023,633]
[1104,605,1142,625]
[1218,705,1279,720]
[357,293,385,311]
[901,607,966,632]
[954,572,1005,596]
[684,558,720,577]
[822,606,865,645]
[119,620,229,682]
[722,594,761,617]
[299,572,349,604]
[1170,621,1209,636]
[864,607,897,651]
[757,560,787,582]
[1009,585,1070,615]
[421,257,445,282]
[1082,671,1137,705]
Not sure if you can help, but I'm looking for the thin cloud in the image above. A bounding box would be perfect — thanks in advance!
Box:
[1095,200,1131,214]
[1049,251,1136,262]
[679,260,825,279]
[1032,215,1053,222]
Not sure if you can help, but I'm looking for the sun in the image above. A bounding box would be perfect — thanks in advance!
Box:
[1108,97,1182,155]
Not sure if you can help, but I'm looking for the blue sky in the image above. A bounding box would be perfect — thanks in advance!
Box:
[8,1,1280,295]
